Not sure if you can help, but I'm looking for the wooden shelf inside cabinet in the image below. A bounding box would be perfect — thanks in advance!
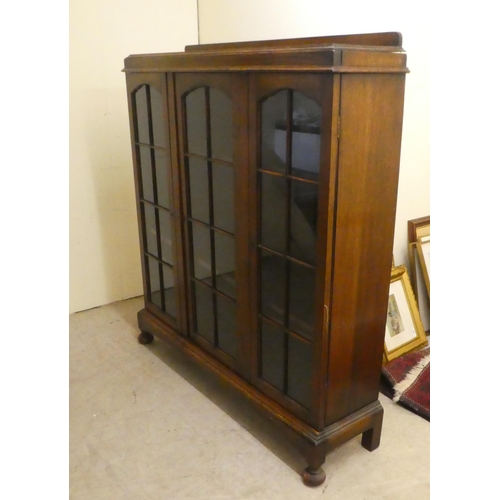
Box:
[124,31,408,487]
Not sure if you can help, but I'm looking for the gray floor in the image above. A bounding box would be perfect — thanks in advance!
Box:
[70,296,430,499]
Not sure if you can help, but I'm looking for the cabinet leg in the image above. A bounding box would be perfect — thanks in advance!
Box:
[138,330,154,345]
[361,410,383,451]
[302,466,326,487]
[302,447,326,487]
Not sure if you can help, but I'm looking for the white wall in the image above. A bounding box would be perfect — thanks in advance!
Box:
[69,0,198,314]
[198,0,430,270]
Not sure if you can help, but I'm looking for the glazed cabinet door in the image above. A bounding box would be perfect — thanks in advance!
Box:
[248,73,336,427]
[126,73,185,332]
[174,73,251,377]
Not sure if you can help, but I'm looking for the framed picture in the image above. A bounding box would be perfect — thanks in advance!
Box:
[384,265,428,362]
[408,215,430,244]
[408,216,430,291]
[416,235,430,296]
[409,241,430,332]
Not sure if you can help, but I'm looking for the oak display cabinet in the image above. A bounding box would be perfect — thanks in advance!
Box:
[124,32,408,486]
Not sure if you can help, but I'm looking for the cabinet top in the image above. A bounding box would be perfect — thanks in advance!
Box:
[123,32,408,74]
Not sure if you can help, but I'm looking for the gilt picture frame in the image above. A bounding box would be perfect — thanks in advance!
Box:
[384,265,428,362]
[416,235,430,296]
[408,216,430,292]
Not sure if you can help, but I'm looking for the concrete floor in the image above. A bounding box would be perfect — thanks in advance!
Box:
[70,296,430,499]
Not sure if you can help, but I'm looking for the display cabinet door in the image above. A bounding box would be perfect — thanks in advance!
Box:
[248,73,336,427]
[175,73,251,376]
[126,73,185,332]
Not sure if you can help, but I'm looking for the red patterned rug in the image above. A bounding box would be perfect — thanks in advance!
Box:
[380,346,430,421]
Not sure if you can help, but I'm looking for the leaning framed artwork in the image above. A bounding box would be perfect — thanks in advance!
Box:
[408,216,430,245]
[407,215,430,293]
[416,235,430,296]
[384,265,428,362]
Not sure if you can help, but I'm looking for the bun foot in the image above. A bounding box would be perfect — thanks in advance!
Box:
[302,466,326,487]
[138,331,154,345]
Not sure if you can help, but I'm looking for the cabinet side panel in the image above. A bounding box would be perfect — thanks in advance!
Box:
[325,73,406,425]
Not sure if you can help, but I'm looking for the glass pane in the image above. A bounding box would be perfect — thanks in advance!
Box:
[288,262,315,340]
[260,173,286,253]
[139,146,155,203]
[260,250,286,326]
[214,231,236,299]
[194,283,215,344]
[158,208,173,264]
[134,85,150,145]
[290,92,321,181]
[190,222,212,283]
[260,320,285,391]
[261,90,287,174]
[143,203,158,257]
[186,87,207,157]
[188,157,210,225]
[212,162,234,234]
[209,88,233,162]
[287,335,313,409]
[155,149,170,209]
[150,87,166,148]
[289,179,318,265]
[216,294,237,359]
[162,264,176,318]
[147,257,162,309]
